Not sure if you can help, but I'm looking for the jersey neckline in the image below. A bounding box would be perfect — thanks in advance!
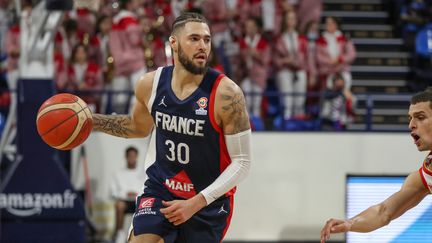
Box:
[165,66,207,105]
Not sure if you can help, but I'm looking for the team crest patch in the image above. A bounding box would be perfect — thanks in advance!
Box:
[195,97,208,115]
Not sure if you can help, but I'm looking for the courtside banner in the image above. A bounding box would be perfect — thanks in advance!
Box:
[0,79,85,242]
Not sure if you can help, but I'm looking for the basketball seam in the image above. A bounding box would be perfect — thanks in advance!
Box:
[38,98,77,111]
[37,107,76,128]
[54,99,92,149]
[54,110,88,149]
[75,98,90,119]
[40,106,87,137]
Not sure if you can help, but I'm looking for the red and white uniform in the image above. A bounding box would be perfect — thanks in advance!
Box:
[419,153,432,192]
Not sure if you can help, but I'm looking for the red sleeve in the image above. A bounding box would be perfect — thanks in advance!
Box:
[419,167,430,191]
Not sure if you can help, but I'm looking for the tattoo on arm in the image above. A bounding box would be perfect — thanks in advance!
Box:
[221,86,250,133]
[93,114,134,138]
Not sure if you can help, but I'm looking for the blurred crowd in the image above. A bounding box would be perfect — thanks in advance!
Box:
[0,0,359,131]
[395,0,432,91]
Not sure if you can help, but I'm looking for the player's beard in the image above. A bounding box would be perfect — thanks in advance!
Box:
[178,43,209,75]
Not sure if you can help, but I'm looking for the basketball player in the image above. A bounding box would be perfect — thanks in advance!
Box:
[320,88,432,242]
[92,12,252,243]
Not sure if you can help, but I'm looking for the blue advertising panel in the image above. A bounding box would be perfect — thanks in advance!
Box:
[0,79,86,243]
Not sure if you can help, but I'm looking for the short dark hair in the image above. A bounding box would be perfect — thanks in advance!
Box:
[411,87,432,108]
[125,146,138,156]
[70,43,88,64]
[247,16,263,30]
[332,73,345,83]
[171,12,209,35]
[325,16,341,30]
[120,0,131,9]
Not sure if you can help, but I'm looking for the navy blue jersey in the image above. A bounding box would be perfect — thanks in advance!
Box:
[143,66,234,201]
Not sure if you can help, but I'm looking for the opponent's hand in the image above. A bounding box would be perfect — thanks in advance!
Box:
[160,194,206,226]
[320,218,353,243]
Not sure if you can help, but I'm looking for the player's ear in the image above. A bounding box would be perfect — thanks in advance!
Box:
[169,35,177,52]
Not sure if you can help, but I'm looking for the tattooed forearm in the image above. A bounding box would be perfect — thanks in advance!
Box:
[221,86,250,133]
[93,114,134,138]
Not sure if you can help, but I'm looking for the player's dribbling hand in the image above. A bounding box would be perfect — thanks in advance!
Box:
[320,218,352,243]
[160,194,206,226]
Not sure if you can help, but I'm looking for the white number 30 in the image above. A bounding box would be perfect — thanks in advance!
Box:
[165,140,190,164]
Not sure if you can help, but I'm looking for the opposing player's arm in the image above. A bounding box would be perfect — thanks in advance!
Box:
[351,171,429,231]
[321,171,429,242]
[93,72,155,138]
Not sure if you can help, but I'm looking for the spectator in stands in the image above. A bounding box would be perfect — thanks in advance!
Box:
[201,0,249,81]
[55,19,80,62]
[99,0,119,17]
[140,15,167,71]
[247,0,263,19]
[296,0,322,33]
[274,10,308,120]
[170,0,189,19]
[242,0,286,38]
[261,0,285,38]
[109,0,146,114]
[4,21,19,92]
[0,0,10,59]
[239,17,271,128]
[400,0,429,50]
[3,0,32,95]
[320,73,355,131]
[224,0,249,39]
[304,20,320,88]
[71,7,97,39]
[316,16,356,92]
[89,15,112,81]
[143,0,176,38]
[303,20,321,117]
[201,0,231,49]
[110,146,144,243]
[66,44,103,112]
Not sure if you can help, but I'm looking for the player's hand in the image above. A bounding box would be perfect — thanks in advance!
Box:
[160,194,206,226]
[320,218,352,243]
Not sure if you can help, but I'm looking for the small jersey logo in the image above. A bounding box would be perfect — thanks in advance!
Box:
[158,96,167,107]
[218,204,228,214]
[195,97,208,115]
[138,197,155,209]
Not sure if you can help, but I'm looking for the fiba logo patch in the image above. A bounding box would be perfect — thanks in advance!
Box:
[138,197,155,209]
[195,97,208,115]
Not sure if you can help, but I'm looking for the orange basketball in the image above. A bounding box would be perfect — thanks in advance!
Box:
[36,93,93,150]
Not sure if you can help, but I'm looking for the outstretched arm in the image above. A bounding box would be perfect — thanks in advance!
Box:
[92,72,155,138]
[320,171,429,242]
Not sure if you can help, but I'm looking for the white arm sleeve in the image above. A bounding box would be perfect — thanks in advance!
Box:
[200,129,252,205]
